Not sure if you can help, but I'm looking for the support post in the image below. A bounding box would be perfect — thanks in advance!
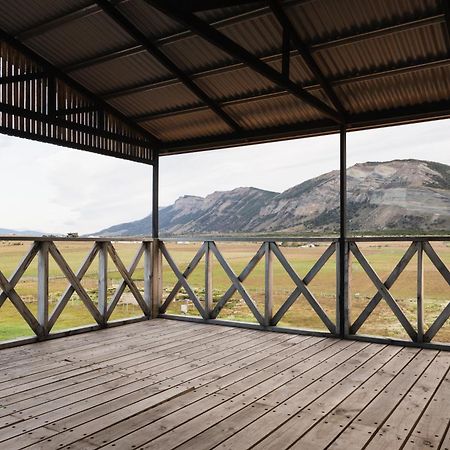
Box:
[337,125,349,337]
[143,240,152,317]
[151,152,162,318]
[205,241,213,318]
[98,241,108,325]
[37,241,49,338]
[264,241,273,327]
[417,241,424,342]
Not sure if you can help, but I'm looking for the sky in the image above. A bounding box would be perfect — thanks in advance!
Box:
[1,119,450,234]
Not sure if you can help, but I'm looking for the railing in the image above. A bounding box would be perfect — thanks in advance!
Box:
[0,237,153,345]
[0,236,449,349]
[157,236,450,349]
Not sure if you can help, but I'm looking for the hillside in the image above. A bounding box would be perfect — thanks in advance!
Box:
[93,159,450,236]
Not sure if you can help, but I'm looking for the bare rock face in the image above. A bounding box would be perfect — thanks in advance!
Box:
[94,159,450,236]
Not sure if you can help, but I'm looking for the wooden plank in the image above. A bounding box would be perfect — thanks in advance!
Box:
[66,337,328,449]
[284,347,420,449]
[3,329,311,448]
[181,344,400,450]
[402,358,450,449]
[327,349,438,449]
[92,341,361,450]
[366,351,450,449]
[417,241,424,342]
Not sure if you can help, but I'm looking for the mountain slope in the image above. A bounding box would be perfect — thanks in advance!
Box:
[93,160,450,236]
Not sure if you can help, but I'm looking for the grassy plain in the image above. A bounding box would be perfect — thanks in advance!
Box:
[0,240,449,343]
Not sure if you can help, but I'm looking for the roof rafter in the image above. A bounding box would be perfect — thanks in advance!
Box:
[62,8,444,75]
[145,0,344,124]
[133,56,450,123]
[444,0,450,48]
[0,28,160,149]
[98,12,444,101]
[269,0,346,117]
[16,0,130,41]
[96,0,242,132]
[158,100,450,155]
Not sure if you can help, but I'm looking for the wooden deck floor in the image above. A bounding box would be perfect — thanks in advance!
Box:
[0,320,449,450]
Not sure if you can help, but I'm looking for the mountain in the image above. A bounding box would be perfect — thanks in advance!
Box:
[0,228,45,236]
[93,160,450,236]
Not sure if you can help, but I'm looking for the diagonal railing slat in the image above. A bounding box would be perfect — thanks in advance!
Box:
[349,242,418,341]
[210,242,265,325]
[272,243,336,326]
[159,242,207,314]
[0,242,40,309]
[422,242,450,342]
[106,243,146,320]
[160,241,207,319]
[350,242,418,334]
[211,243,266,319]
[0,269,42,336]
[106,243,149,316]
[48,243,99,330]
[270,242,336,333]
[48,242,104,325]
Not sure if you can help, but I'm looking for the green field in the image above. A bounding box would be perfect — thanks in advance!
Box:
[0,240,449,343]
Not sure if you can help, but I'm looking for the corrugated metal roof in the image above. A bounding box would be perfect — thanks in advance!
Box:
[0,0,449,159]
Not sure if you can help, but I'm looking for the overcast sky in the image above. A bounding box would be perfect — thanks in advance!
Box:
[1,119,449,234]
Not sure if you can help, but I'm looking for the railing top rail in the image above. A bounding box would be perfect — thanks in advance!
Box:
[160,236,338,243]
[349,236,450,242]
[0,235,154,242]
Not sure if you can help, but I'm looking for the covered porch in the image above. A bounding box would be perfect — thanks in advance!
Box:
[1,0,450,448]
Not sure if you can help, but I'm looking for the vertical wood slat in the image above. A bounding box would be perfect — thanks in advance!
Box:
[37,241,49,337]
[144,241,152,317]
[205,241,213,319]
[98,241,108,325]
[417,241,424,342]
[264,241,273,327]
[336,240,350,337]
[151,239,163,318]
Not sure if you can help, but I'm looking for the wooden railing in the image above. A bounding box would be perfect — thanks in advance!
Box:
[158,236,450,349]
[0,237,153,344]
[0,236,449,349]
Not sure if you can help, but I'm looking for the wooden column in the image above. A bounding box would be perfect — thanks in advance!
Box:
[417,241,424,342]
[37,241,49,337]
[98,241,108,325]
[143,240,152,317]
[337,125,350,337]
[264,241,273,327]
[151,152,162,318]
[205,241,213,318]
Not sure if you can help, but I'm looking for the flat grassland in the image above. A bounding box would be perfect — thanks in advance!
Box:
[0,240,449,343]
